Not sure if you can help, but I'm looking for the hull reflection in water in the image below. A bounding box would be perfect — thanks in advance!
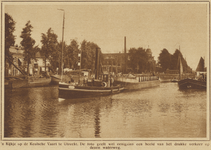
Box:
[4,83,207,138]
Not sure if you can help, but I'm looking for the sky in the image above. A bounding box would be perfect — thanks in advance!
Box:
[4,2,209,70]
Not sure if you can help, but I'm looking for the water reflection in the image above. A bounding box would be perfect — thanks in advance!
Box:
[94,105,101,138]
[158,103,170,113]
[4,83,207,138]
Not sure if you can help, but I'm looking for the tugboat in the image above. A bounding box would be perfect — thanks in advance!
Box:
[59,48,124,99]
[59,73,124,99]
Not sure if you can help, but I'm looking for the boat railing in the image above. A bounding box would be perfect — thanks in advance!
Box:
[137,75,159,82]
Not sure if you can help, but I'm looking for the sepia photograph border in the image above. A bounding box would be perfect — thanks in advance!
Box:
[1,0,210,149]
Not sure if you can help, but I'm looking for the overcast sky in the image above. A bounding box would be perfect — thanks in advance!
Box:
[4,2,209,70]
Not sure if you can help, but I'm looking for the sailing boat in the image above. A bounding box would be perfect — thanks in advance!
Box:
[5,56,28,89]
[178,57,206,89]
[5,55,52,88]
[170,51,183,83]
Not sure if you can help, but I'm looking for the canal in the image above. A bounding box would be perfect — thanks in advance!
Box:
[4,82,207,138]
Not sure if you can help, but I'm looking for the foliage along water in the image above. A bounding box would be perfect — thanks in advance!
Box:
[4,82,207,138]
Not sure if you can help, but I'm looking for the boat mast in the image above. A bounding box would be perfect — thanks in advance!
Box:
[58,9,65,80]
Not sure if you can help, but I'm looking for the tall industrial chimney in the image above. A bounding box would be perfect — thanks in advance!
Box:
[124,36,127,73]
[124,36,126,54]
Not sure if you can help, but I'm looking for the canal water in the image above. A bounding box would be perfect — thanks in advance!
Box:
[4,82,207,138]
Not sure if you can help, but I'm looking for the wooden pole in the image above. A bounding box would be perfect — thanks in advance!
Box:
[6,56,26,75]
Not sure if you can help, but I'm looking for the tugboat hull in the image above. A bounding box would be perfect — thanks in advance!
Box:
[59,84,124,99]
[51,75,61,84]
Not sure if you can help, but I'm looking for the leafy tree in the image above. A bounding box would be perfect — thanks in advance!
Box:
[41,28,58,72]
[128,47,148,73]
[80,40,89,69]
[87,41,101,72]
[80,40,101,73]
[5,13,16,61]
[170,49,181,70]
[158,49,171,72]
[20,21,36,76]
[65,39,79,69]
[50,42,61,73]
[158,48,192,73]
[171,49,192,73]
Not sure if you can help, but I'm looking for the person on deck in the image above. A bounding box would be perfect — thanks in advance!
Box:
[84,75,88,86]
[110,76,114,87]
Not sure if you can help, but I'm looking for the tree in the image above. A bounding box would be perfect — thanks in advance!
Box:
[170,49,180,70]
[5,13,16,61]
[20,21,36,76]
[80,40,101,73]
[171,49,192,73]
[158,49,171,72]
[41,28,58,72]
[65,39,79,69]
[86,41,99,71]
[50,42,61,73]
[80,40,89,69]
[128,47,148,73]
[158,48,192,73]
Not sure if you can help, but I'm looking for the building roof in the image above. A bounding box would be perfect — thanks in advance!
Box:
[146,48,152,55]
[9,46,24,54]
[9,46,45,59]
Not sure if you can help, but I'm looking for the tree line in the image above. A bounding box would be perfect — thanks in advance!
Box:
[5,13,102,76]
[158,48,192,73]
[126,47,192,74]
[5,13,193,76]
[127,47,155,73]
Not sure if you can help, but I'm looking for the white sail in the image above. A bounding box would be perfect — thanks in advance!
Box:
[179,57,183,75]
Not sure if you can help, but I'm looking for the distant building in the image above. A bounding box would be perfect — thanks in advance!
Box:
[102,52,130,74]
[33,51,50,76]
[6,46,50,76]
[102,48,157,74]
[6,46,25,76]
[145,48,156,73]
